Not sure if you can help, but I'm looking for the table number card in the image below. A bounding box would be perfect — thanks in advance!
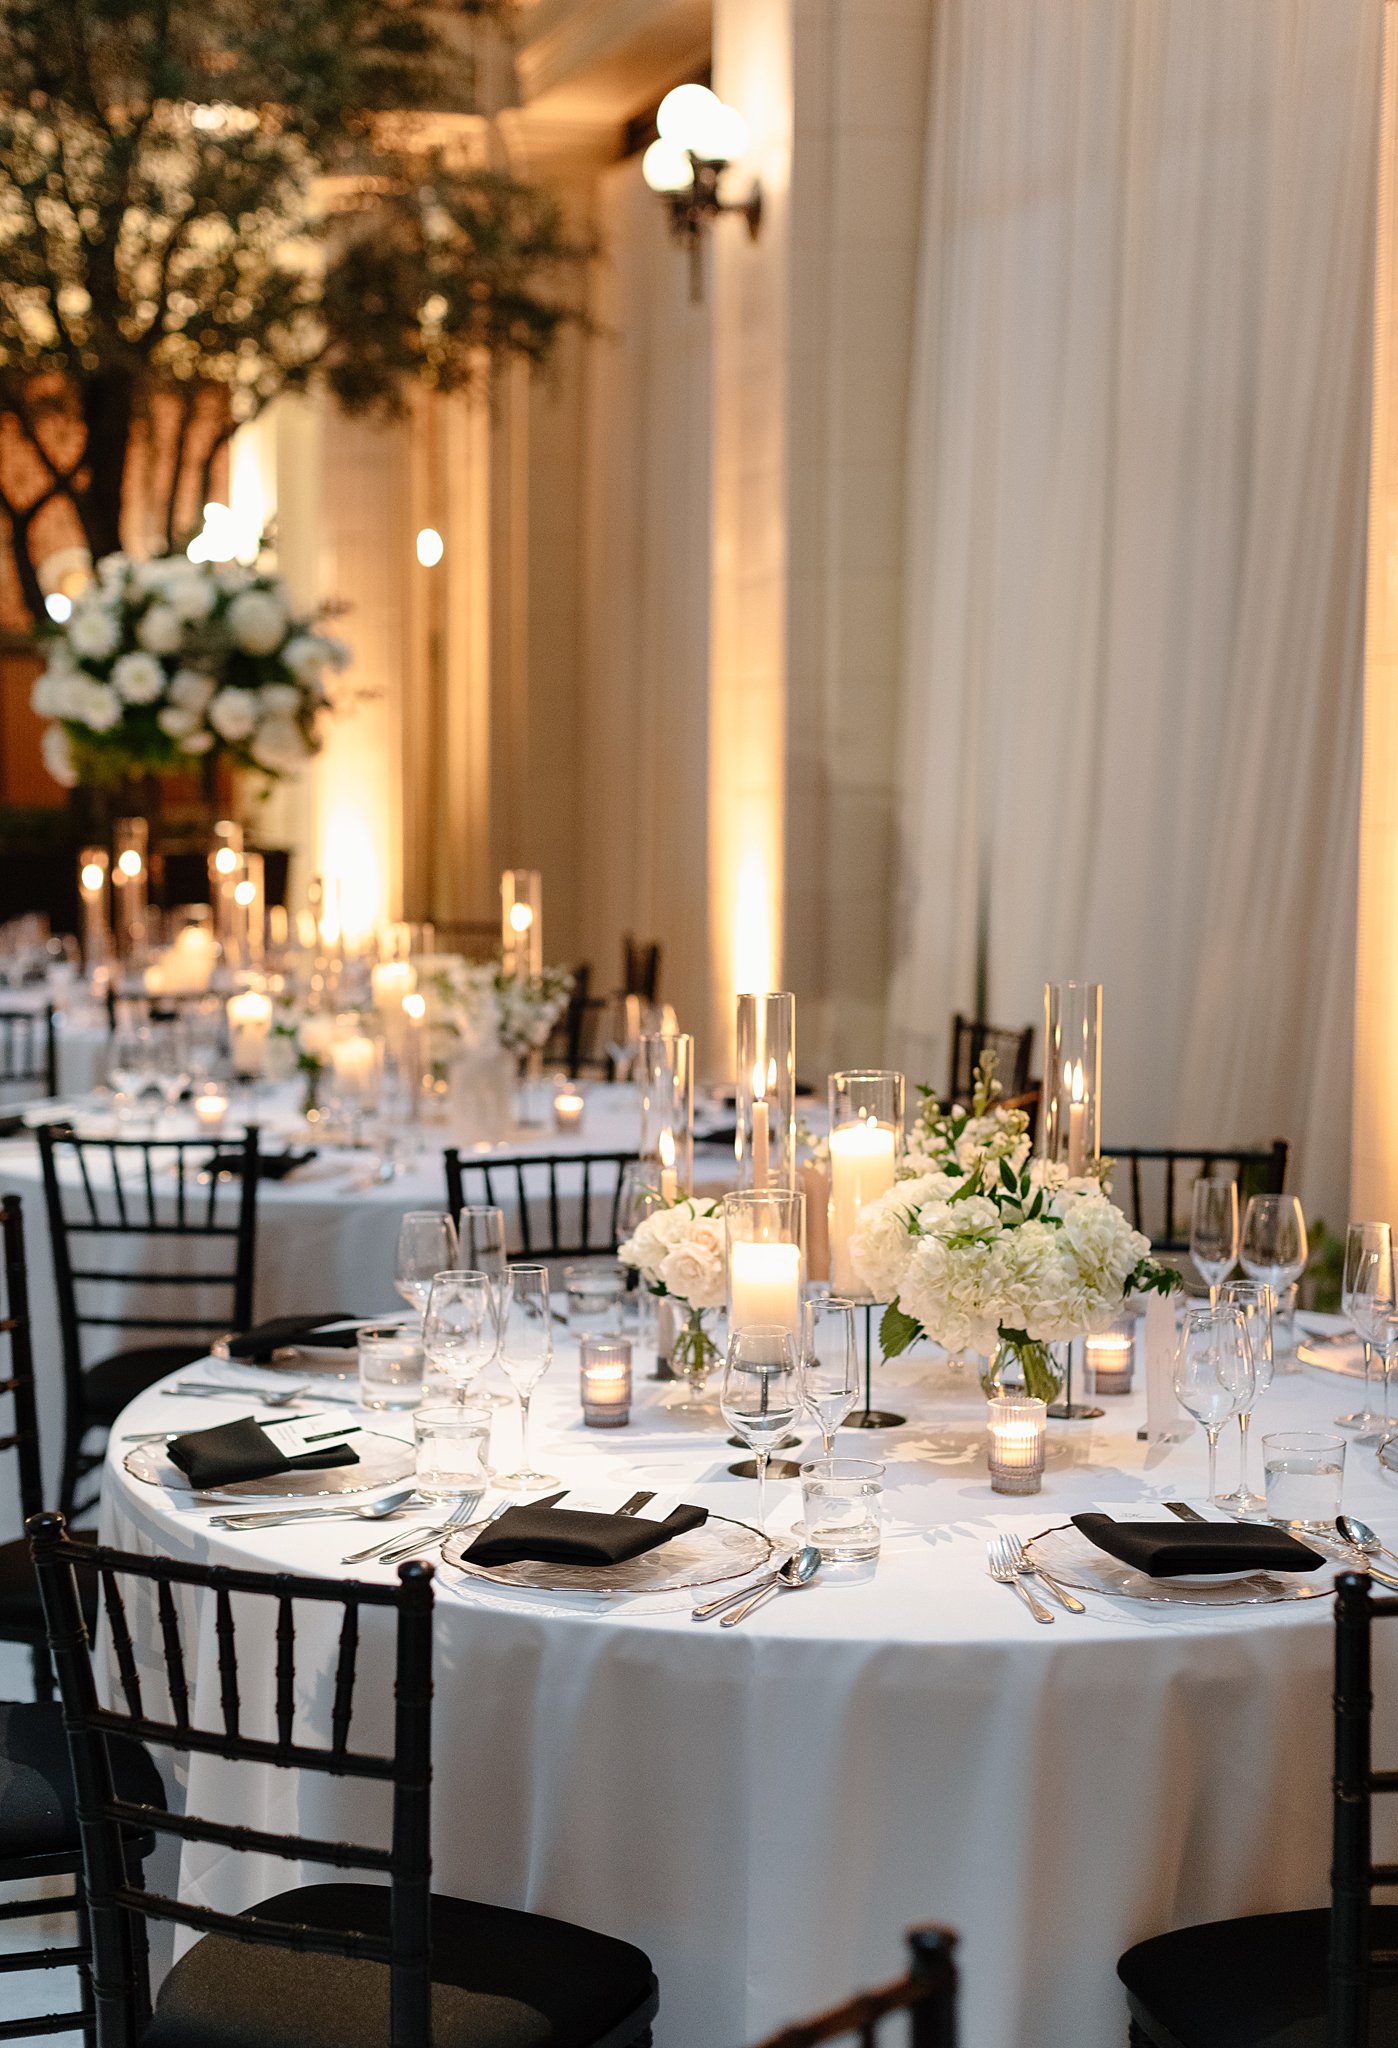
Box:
[1142,1292,1181,1443]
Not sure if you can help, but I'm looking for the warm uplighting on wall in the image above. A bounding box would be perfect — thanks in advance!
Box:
[642,83,762,302]
[187,500,262,565]
[320,806,384,948]
[733,845,777,1002]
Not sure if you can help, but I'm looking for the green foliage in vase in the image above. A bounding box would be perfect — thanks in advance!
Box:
[0,0,588,618]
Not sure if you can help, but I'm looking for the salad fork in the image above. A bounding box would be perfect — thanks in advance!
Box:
[343,1492,482,1566]
[1000,1531,1086,1613]
[986,1535,1054,1623]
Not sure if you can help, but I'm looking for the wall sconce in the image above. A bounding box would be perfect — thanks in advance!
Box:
[642,84,761,302]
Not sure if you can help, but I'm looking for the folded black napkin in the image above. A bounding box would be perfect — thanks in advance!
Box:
[167,1415,359,1491]
[466,1502,708,1569]
[226,1312,360,1363]
[206,1149,316,1182]
[1071,1513,1323,1578]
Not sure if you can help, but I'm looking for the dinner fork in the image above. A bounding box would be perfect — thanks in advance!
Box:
[1000,1530,1085,1613]
[986,1535,1054,1623]
[344,1492,482,1567]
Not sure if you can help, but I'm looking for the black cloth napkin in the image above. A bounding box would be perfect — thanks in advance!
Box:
[206,1149,316,1181]
[1071,1513,1323,1577]
[466,1502,708,1569]
[226,1312,360,1363]
[167,1415,360,1490]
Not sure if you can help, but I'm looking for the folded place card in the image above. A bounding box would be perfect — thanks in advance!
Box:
[1071,1512,1323,1578]
[167,1414,360,1491]
[465,1502,709,1569]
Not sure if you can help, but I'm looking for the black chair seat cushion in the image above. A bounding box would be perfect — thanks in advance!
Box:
[0,1527,96,1640]
[1119,1906,1398,2047]
[0,1699,165,1857]
[83,1344,208,1424]
[141,1883,658,2048]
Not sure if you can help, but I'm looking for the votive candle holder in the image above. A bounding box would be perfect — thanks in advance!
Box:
[987,1396,1047,1495]
[1085,1313,1135,1396]
[580,1336,633,1427]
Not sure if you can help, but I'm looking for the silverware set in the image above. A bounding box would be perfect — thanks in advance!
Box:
[691,1544,822,1626]
[985,1532,1084,1623]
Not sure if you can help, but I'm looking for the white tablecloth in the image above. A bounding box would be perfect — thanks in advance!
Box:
[0,1083,736,1525]
[95,1336,1398,2048]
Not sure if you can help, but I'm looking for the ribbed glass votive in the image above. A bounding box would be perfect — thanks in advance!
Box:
[986,1396,1047,1495]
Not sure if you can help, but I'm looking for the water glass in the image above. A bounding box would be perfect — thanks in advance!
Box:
[799,1457,884,1561]
[720,1324,802,1532]
[358,1325,426,1410]
[564,1263,627,1335]
[395,1212,458,1322]
[413,1402,492,1502]
[1263,1430,1345,1532]
[1173,1303,1252,1503]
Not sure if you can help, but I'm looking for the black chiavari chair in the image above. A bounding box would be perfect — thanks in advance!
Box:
[622,937,662,1004]
[28,1519,660,2048]
[1104,1140,1289,1254]
[37,1123,261,1516]
[751,1928,958,2048]
[0,1001,58,1099]
[1119,1572,1398,2047]
[443,1147,636,1261]
[946,1014,1033,1103]
[542,962,594,1076]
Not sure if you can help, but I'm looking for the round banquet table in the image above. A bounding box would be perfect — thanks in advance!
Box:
[0,1082,736,1525]
[96,1329,1398,2048]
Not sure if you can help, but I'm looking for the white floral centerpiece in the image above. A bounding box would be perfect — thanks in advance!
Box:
[851,1056,1179,1402]
[618,1195,725,1396]
[32,552,346,788]
[421,959,574,1064]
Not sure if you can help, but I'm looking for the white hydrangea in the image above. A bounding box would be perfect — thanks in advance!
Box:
[226,587,287,656]
[41,722,76,787]
[849,1172,955,1303]
[31,666,81,719]
[164,572,215,623]
[76,681,121,732]
[281,634,330,683]
[259,682,303,717]
[111,652,165,705]
[136,604,183,655]
[67,602,119,660]
[95,552,130,590]
[169,668,216,714]
[181,728,214,754]
[207,687,258,741]
[249,715,309,774]
[156,705,200,739]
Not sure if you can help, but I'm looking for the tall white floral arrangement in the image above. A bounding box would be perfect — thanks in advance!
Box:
[422,959,574,1061]
[32,552,346,788]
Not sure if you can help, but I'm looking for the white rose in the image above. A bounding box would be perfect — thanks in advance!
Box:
[259,682,303,717]
[67,603,119,660]
[169,668,215,714]
[111,651,165,705]
[281,634,329,683]
[226,587,287,655]
[181,727,214,754]
[207,687,258,741]
[41,722,76,787]
[157,705,199,739]
[130,559,174,596]
[250,715,309,774]
[76,681,121,732]
[658,1217,727,1312]
[164,573,215,623]
[95,552,130,590]
[136,603,183,655]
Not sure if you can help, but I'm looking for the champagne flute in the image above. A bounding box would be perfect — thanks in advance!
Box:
[1240,1195,1308,1377]
[801,1296,859,1457]
[494,1265,557,1491]
[422,1269,499,1400]
[1189,1179,1238,1307]
[457,1205,512,1407]
[1173,1304,1250,1505]
[1218,1280,1273,1513]
[720,1325,802,1533]
[1338,1222,1393,1436]
[394,1212,458,1326]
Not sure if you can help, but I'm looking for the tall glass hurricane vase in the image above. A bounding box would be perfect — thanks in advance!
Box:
[638,1032,694,1199]
[1039,982,1101,1179]
[735,993,796,1191]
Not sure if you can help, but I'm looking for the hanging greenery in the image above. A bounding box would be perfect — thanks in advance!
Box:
[0,0,588,620]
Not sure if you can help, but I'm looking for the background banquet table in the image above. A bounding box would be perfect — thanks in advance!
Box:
[0,1082,736,1523]
[97,1332,1397,2048]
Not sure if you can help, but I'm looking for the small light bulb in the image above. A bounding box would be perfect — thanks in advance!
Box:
[642,138,695,195]
[701,101,749,164]
[44,593,72,624]
[214,847,240,875]
[416,527,444,568]
[233,879,255,907]
[80,862,104,893]
[509,902,534,933]
[117,849,143,879]
[656,84,722,151]
[403,992,426,1021]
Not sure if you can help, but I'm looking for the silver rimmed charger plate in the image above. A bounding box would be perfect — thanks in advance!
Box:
[1025,1524,1332,1608]
[440,1511,772,1599]
[123,1428,414,1503]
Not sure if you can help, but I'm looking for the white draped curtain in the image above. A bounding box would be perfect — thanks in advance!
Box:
[888,0,1382,1226]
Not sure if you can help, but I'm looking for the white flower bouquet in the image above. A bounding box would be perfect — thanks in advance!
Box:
[852,1057,1178,1402]
[32,552,346,787]
[618,1194,726,1390]
[422,959,574,1063]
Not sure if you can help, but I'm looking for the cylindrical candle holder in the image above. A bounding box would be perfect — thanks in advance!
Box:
[735,992,796,1191]
[639,1032,694,1201]
[1040,981,1102,1177]
[1085,1312,1135,1396]
[209,820,243,962]
[553,1084,586,1131]
[501,869,542,981]
[827,1071,905,1297]
[580,1336,633,1427]
[987,1396,1047,1495]
[226,985,273,1077]
[77,847,112,968]
[111,818,149,961]
[725,1189,805,1341]
[233,850,265,968]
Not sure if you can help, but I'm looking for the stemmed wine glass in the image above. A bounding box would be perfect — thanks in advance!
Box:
[1173,1303,1253,1505]
[1189,1179,1239,1307]
[1217,1280,1273,1513]
[494,1265,557,1491]
[422,1270,499,1400]
[1239,1195,1308,1378]
[1337,1221,1394,1437]
[720,1325,802,1533]
[801,1296,859,1458]
[394,1212,458,1327]
[457,1205,512,1406]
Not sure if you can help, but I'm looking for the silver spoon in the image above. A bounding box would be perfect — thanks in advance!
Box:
[210,1487,420,1531]
[164,1380,311,1407]
[1335,1514,1398,1583]
[719,1546,820,1628]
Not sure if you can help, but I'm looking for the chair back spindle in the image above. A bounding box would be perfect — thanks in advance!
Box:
[751,1926,958,2048]
[443,1148,635,1261]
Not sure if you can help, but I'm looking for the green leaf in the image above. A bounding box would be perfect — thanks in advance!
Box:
[999,1157,1017,1191]
[880,1301,922,1358]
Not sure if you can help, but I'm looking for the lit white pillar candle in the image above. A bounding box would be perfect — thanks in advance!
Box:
[750,1065,771,1191]
[1066,1060,1087,1179]
[226,988,273,1077]
[553,1087,586,1131]
[371,959,416,1016]
[658,1127,679,1203]
[729,1239,801,1338]
[193,1084,229,1132]
[331,1032,378,1104]
[828,1120,897,1294]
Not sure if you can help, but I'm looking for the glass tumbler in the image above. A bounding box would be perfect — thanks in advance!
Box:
[357,1326,426,1411]
[413,1402,492,1501]
[799,1457,884,1561]
[564,1264,627,1335]
[1262,1430,1346,1532]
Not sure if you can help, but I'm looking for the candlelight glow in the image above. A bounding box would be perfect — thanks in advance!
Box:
[214,846,240,876]
[80,862,104,893]
[117,849,143,878]
[233,879,255,907]
[509,902,534,933]
[403,992,426,1021]
[321,805,384,947]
